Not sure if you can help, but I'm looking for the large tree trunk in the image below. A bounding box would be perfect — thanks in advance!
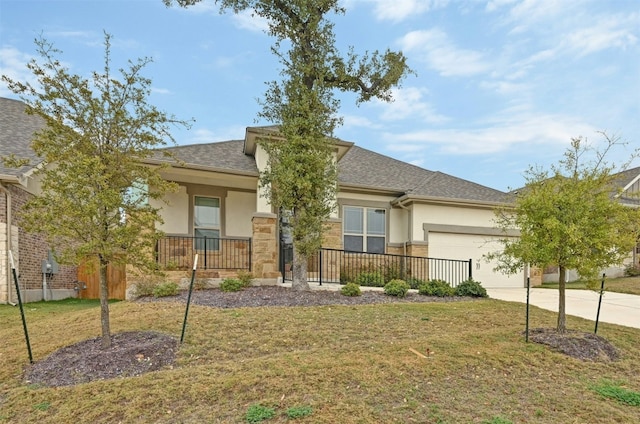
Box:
[291,245,310,291]
[557,266,567,333]
[99,256,112,348]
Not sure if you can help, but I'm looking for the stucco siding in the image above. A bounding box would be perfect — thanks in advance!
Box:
[153,184,189,234]
[412,203,496,241]
[225,191,255,237]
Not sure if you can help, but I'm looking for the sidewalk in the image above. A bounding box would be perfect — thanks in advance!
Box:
[486,288,640,329]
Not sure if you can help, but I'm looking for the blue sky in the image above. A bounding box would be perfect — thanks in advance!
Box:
[1,0,638,191]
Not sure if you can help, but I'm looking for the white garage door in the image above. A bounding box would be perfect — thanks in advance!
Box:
[428,232,525,288]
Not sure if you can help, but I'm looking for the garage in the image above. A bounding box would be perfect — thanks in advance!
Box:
[428,232,525,288]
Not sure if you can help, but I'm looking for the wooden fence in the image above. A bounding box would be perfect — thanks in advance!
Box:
[77,260,126,300]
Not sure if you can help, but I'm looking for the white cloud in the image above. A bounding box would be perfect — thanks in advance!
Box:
[231,9,270,33]
[185,126,247,145]
[564,14,638,56]
[151,87,172,95]
[398,29,490,77]
[375,86,449,123]
[371,0,448,22]
[385,110,596,155]
[0,46,36,96]
[341,114,378,129]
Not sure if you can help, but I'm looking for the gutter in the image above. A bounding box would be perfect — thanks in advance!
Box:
[0,180,17,305]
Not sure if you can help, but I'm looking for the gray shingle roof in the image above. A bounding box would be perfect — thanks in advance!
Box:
[339,145,509,203]
[613,166,640,205]
[0,97,45,178]
[338,146,435,192]
[1,98,509,204]
[154,140,258,175]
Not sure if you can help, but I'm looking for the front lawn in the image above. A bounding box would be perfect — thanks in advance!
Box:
[1,296,639,423]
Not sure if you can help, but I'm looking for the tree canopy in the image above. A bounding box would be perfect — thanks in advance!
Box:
[166,0,413,290]
[489,134,640,332]
[2,33,191,347]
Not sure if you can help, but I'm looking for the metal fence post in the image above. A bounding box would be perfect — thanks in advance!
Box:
[468,259,473,281]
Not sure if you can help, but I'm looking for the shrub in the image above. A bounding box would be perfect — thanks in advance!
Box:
[383,263,404,282]
[286,405,313,419]
[133,277,158,298]
[624,264,640,277]
[237,270,255,287]
[418,279,454,297]
[384,279,410,297]
[355,270,385,287]
[220,278,244,292]
[406,277,426,290]
[193,278,208,291]
[455,279,488,298]
[341,282,362,297]
[245,404,276,423]
[152,281,179,297]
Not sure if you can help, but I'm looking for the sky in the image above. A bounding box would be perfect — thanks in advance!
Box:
[1,0,639,192]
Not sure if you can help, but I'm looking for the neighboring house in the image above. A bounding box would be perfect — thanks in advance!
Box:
[146,126,529,289]
[0,97,77,303]
[542,166,640,282]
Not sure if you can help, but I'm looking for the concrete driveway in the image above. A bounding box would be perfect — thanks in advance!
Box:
[487,288,640,329]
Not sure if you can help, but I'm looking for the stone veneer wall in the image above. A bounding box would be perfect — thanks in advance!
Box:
[251,213,280,279]
[0,184,77,303]
[322,219,342,250]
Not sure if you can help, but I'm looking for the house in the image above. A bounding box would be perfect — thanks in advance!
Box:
[145,126,530,291]
[542,165,640,282]
[0,97,77,303]
[1,97,532,305]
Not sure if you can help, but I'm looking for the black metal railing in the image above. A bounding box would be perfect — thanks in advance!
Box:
[156,236,252,270]
[281,247,472,287]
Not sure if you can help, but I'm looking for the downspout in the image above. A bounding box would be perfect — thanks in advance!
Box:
[0,182,16,305]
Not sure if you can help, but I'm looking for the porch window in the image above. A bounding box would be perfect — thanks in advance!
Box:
[194,196,220,251]
[343,206,386,253]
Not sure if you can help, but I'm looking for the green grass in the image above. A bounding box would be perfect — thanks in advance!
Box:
[592,380,640,406]
[1,296,639,423]
[541,275,640,295]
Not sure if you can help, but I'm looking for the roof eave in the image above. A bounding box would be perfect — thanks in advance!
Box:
[144,158,259,178]
[391,193,512,208]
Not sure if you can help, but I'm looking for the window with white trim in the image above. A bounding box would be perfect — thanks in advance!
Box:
[343,206,386,253]
[194,196,220,251]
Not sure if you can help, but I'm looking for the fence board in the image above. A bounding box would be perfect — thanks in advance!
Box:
[78,260,126,300]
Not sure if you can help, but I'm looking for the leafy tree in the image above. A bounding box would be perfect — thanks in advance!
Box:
[2,33,190,348]
[488,133,640,332]
[166,0,413,290]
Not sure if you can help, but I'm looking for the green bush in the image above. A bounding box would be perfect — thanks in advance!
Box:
[286,405,313,419]
[341,282,362,297]
[418,279,455,297]
[245,404,276,423]
[384,279,410,297]
[383,263,404,282]
[237,270,255,287]
[152,281,179,298]
[220,278,244,292]
[133,277,158,298]
[406,277,426,289]
[455,279,488,298]
[355,270,385,287]
[624,264,640,277]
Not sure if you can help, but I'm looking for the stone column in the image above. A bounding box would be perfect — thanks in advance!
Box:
[251,213,280,280]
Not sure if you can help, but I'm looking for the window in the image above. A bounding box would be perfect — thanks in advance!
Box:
[343,206,386,253]
[194,196,220,251]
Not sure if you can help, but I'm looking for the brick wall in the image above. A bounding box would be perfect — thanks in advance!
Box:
[3,184,76,294]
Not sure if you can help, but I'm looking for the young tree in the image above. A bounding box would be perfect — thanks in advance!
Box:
[2,33,190,348]
[489,134,640,333]
[166,0,412,290]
